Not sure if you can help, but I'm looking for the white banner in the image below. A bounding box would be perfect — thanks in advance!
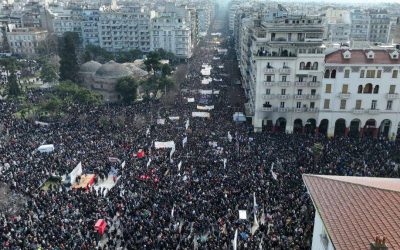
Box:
[157,118,165,125]
[192,112,210,118]
[155,141,175,149]
[169,116,180,121]
[213,90,220,95]
[182,136,188,148]
[187,98,195,103]
[108,157,120,163]
[37,144,55,153]
[178,161,182,171]
[197,105,214,111]
[70,162,83,184]
[199,90,213,95]
[34,121,50,126]
[239,210,247,220]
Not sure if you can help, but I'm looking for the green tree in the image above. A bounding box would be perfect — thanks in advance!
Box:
[83,44,114,63]
[157,77,174,94]
[1,58,21,97]
[40,96,62,112]
[115,77,138,104]
[161,64,172,77]
[59,32,79,82]
[144,51,161,74]
[55,81,101,105]
[41,62,58,83]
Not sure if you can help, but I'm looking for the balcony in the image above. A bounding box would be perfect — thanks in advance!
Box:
[294,94,307,100]
[265,68,276,74]
[277,107,291,112]
[261,107,274,112]
[386,93,399,99]
[295,81,308,87]
[263,81,275,87]
[308,81,321,87]
[279,68,291,74]
[277,94,291,100]
[338,93,351,99]
[294,108,306,112]
[308,94,320,100]
[367,109,380,114]
[352,108,365,114]
[262,94,275,99]
[278,81,291,87]
[307,108,319,112]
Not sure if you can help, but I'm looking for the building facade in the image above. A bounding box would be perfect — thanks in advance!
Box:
[350,10,370,42]
[6,27,47,55]
[320,49,400,139]
[369,10,391,44]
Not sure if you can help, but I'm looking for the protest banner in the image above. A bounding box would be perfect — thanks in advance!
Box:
[154,141,175,149]
[192,112,210,118]
[69,162,82,184]
[157,118,165,125]
[187,98,195,103]
[199,89,213,95]
[197,105,214,111]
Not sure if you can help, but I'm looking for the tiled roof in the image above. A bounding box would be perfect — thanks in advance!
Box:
[325,49,400,64]
[303,174,400,250]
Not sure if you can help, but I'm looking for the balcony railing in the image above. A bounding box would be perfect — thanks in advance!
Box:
[279,68,291,74]
[308,94,320,100]
[386,93,399,99]
[294,108,306,112]
[277,107,291,112]
[263,81,275,86]
[262,94,275,99]
[294,81,308,87]
[294,94,307,100]
[265,68,276,74]
[278,82,291,87]
[277,94,291,100]
[367,109,380,114]
[308,81,321,87]
[352,108,365,114]
[338,93,351,99]
[307,108,319,112]
[261,107,274,112]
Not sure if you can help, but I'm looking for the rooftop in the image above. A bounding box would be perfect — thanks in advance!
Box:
[325,49,400,64]
[303,174,400,250]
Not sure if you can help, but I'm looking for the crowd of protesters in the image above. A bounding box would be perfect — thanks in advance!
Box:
[0,25,400,250]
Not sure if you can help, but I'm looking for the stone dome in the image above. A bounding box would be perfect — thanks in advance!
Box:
[80,60,102,73]
[122,63,149,78]
[95,60,132,78]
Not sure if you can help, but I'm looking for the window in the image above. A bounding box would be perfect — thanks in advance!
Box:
[330,70,336,78]
[377,70,382,78]
[299,76,304,82]
[387,100,393,110]
[312,76,317,82]
[296,102,301,108]
[366,70,375,78]
[363,83,373,94]
[280,101,285,108]
[323,99,330,109]
[355,100,362,109]
[325,84,332,93]
[299,62,305,70]
[344,69,350,78]
[281,89,286,95]
[340,100,346,110]
[266,75,272,82]
[324,70,330,78]
[266,89,271,95]
[389,85,396,94]
[373,85,379,94]
[358,85,363,93]
[393,70,398,78]
[282,76,287,82]
[371,100,377,110]
[310,102,315,108]
[297,89,303,95]
[360,70,365,78]
[311,89,316,95]
[341,84,348,93]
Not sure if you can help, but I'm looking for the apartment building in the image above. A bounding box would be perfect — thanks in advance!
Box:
[320,49,400,139]
[6,27,47,55]
[238,14,325,132]
[369,10,391,44]
[81,8,100,47]
[324,9,351,43]
[350,10,370,42]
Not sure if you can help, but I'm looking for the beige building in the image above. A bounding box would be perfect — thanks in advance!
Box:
[79,60,148,102]
[6,27,47,55]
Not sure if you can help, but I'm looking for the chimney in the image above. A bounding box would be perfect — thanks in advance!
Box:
[370,236,388,250]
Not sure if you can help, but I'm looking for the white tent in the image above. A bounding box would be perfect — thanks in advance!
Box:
[37,144,54,153]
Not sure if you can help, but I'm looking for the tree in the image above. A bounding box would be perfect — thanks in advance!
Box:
[41,62,58,83]
[144,51,161,74]
[157,77,174,94]
[55,81,101,105]
[1,58,21,97]
[59,32,79,82]
[83,44,114,63]
[115,49,143,63]
[161,64,172,77]
[115,77,138,104]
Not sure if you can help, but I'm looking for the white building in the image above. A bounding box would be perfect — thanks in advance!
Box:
[324,8,351,43]
[6,27,48,55]
[369,10,391,44]
[303,174,399,250]
[320,49,400,139]
[81,8,100,47]
[350,9,370,42]
[238,14,325,132]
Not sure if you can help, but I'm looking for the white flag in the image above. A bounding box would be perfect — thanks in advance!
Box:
[271,165,278,180]
[223,158,227,169]
[170,146,176,162]
[146,127,150,137]
[147,158,152,167]
[233,229,238,250]
[171,204,175,218]
[185,119,190,130]
[121,161,126,169]
[253,192,257,211]
[182,136,188,148]
[228,131,232,142]
[178,161,182,171]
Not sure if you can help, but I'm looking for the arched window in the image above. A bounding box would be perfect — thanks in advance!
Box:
[363,83,373,94]
[306,62,311,69]
[324,70,330,78]
[373,85,379,94]
[358,85,363,93]
[331,69,336,79]
[312,62,318,70]
[299,62,305,70]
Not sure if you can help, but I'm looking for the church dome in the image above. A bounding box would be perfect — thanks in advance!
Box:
[80,60,102,73]
[95,60,132,78]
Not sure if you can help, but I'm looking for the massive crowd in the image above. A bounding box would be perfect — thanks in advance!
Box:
[0,22,400,250]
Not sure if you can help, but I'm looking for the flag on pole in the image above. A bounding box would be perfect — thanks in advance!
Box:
[253,192,257,211]
[170,146,176,162]
[228,131,232,142]
[178,161,182,171]
[223,158,227,169]
[146,127,150,137]
[185,119,190,130]
[147,158,152,167]
[182,136,188,148]
[171,204,175,218]
[271,164,278,180]
[233,229,238,250]
[121,161,126,169]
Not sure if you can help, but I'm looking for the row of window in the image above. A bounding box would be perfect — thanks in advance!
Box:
[325,83,396,94]
[323,99,393,110]
[265,75,318,82]
[324,69,399,79]
[266,88,317,95]
[264,101,317,109]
